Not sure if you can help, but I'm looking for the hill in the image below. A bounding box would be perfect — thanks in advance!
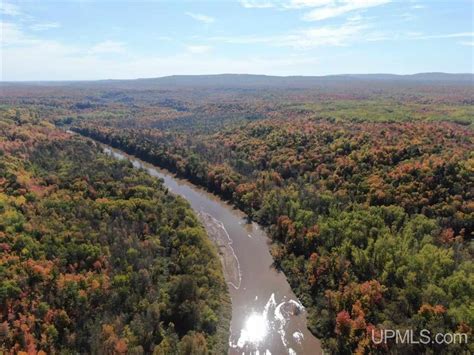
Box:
[2,72,472,90]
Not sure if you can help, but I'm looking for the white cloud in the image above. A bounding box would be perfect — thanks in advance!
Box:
[209,22,474,50]
[30,22,61,31]
[283,22,369,47]
[210,19,370,49]
[89,40,126,54]
[303,0,391,21]
[0,17,323,80]
[1,23,126,64]
[186,45,212,54]
[408,32,474,40]
[2,42,321,80]
[239,0,391,20]
[2,22,45,46]
[285,0,333,9]
[240,0,276,8]
[185,12,215,24]
[0,1,21,16]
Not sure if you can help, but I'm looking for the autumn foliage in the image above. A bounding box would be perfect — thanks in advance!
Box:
[0,108,230,354]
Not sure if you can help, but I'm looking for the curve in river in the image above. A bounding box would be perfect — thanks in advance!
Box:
[101,145,322,355]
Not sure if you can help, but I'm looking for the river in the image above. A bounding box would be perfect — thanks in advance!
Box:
[100,144,322,355]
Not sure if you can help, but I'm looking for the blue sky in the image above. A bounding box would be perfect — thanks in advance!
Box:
[1,0,473,80]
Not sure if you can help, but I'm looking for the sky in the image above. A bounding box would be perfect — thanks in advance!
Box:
[1,0,473,81]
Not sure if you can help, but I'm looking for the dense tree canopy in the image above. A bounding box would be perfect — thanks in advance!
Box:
[0,108,230,354]
[76,117,473,354]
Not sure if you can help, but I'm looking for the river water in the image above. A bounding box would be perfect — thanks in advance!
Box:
[101,145,322,355]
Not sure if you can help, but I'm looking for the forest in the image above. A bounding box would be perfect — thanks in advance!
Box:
[75,117,474,354]
[0,107,230,354]
[1,75,473,354]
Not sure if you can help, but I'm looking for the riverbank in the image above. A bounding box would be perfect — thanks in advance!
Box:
[94,140,322,354]
[198,211,242,290]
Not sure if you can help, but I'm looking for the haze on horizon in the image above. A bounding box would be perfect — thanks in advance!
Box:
[1,0,473,81]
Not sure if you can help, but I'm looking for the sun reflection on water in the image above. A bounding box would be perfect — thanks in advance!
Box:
[246,313,268,342]
[233,293,308,352]
[237,312,269,347]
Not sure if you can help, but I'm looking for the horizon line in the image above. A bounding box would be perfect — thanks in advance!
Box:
[1,72,474,84]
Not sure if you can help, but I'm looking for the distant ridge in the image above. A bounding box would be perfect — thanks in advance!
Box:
[2,73,473,88]
[96,73,474,90]
[343,72,474,82]
[117,72,474,85]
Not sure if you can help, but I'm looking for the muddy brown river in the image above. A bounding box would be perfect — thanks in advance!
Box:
[101,145,323,355]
